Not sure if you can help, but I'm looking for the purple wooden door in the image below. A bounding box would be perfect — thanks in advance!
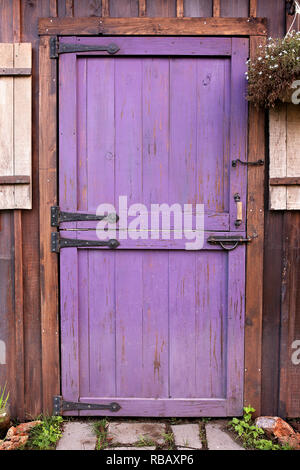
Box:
[59,37,248,417]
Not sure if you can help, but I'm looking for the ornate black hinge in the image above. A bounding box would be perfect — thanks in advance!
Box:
[232,159,264,168]
[51,206,119,227]
[208,236,252,251]
[50,37,120,59]
[53,396,121,416]
[51,232,120,253]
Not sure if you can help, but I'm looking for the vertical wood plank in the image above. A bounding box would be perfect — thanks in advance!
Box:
[139,0,146,16]
[102,0,109,16]
[146,0,176,17]
[244,35,266,417]
[213,0,221,17]
[221,0,249,17]
[65,0,74,17]
[13,210,24,419]
[49,0,58,17]
[177,0,184,17]
[12,0,21,42]
[0,43,14,210]
[250,0,257,17]
[110,0,138,17]
[286,105,300,210]
[13,43,32,209]
[184,0,213,17]
[39,36,60,414]
[269,105,287,210]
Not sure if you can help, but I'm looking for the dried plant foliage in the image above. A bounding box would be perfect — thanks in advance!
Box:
[247,32,300,108]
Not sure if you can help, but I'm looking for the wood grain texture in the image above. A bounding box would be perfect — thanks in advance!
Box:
[213,0,220,17]
[139,0,146,16]
[221,0,249,17]
[147,0,176,17]
[244,35,266,417]
[250,0,257,17]
[110,0,138,17]
[65,0,74,17]
[286,105,300,210]
[102,0,109,16]
[184,0,212,17]
[39,16,268,35]
[177,0,184,17]
[269,105,287,210]
[39,36,60,414]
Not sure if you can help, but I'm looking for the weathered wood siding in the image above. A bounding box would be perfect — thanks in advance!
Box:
[0,0,298,419]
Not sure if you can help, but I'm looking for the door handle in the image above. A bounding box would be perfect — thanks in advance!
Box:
[234,193,243,227]
[208,236,251,251]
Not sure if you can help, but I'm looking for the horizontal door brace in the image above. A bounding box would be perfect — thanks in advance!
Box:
[53,396,121,416]
[51,232,120,253]
[0,68,32,76]
[0,175,30,185]
[270,177,300,186]
[50,36,120,59]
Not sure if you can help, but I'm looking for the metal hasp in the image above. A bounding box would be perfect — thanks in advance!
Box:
[51,206,119,227]
[53,396,121,416]
[51,232,120,253]
[232,159,264,168]
[50,37,120,59]
[208,235,251,251]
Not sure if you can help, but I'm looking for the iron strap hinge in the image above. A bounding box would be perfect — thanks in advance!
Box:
[208,236,252,251]
[51,206,119,227]
[51,232,120,253]
[53,396,121,416]
[50,37,120,59]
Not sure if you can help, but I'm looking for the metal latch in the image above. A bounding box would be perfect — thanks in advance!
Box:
[208,236,252,251]
[51,232,120,253]
[53,396,121,416]
[50,37,120,59]
[232,159,264,168]
[51,206,119,227]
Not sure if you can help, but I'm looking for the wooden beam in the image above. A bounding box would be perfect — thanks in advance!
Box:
[270,177,300,186]
[176,0,184,18]
[102,0,109,17]
[0,176,30,185]
[39,17,268,36]
[244,36,266,417]
[213,0,221,17]
[39,36,60,415]
[139,0,146,17]
[250,0,257,17]
[65,0,74,17]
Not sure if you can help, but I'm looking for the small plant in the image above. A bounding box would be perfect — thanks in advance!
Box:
[137,435,156,447]
[162,432,175,450]
[230,406,291,451]
[247,31,300,107]
[26,416,63,450]
[0,383,9,412]
[93,419,109,450]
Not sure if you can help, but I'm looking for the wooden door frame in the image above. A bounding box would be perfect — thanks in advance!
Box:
[39,17,267,415]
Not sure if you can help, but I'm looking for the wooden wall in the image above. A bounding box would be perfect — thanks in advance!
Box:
[0,0,298,419]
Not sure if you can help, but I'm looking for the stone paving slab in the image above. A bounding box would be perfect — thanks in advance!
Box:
[205,421,244,451]
[56,421,97,451]
[108,422,166,446]
[171,424,202,450]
